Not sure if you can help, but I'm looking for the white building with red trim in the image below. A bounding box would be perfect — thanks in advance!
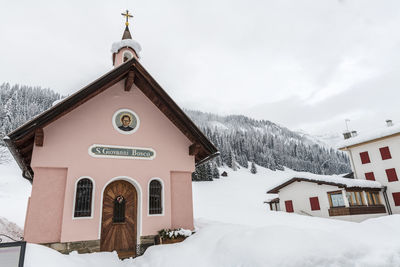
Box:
[266,174,389,222]
[337,120,400,215]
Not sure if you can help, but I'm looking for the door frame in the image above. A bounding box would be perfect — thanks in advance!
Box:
[98,176,142,244]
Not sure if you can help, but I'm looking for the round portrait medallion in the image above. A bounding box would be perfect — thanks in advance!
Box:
[112,108,140,134]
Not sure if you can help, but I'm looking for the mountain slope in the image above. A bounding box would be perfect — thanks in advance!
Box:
[185,110,351,175]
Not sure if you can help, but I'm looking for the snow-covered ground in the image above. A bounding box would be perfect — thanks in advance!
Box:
[1,157,400,267]
[0,156,31,228]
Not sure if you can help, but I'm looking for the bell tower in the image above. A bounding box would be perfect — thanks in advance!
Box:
[111,10,142,67]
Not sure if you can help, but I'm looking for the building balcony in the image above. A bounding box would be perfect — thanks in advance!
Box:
[328,205,386,216]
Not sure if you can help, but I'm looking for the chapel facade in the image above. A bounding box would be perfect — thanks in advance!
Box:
[5,11,218,258]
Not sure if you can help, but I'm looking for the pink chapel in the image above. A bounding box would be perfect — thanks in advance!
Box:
[5,11,218,258]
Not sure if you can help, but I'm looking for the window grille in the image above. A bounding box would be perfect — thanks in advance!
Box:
[113,196,126,223]
[74,178,93,217]
[149,180,162,214]
[328,192,345,207]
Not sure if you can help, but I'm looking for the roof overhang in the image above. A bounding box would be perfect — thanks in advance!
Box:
[338,131,400,150]
[267,177,383,194]
[5,58,218,181]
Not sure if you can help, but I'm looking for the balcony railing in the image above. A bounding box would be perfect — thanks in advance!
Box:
[328,205,386,216]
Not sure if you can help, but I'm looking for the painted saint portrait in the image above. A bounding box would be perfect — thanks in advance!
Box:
[112,109,140,134]
[119,114,134,131]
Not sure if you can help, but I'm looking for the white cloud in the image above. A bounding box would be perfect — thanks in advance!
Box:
[1,0,400,136]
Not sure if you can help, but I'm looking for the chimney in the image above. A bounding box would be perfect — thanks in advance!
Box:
[351,130,358,137]
[343,131,352,140]
[386,120,393,127]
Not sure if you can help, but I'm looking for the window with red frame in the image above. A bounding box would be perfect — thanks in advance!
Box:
[379,146,392,160]
[360,151,371,164]
[393,192,400,206]
[285,200,294,213]
[309,197,320,211]
[386,168,399,182]
[365,172,375,181]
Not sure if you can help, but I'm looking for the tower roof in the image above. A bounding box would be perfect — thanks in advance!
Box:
[122,25,132,40]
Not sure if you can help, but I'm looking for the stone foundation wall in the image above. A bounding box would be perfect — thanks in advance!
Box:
[43,235,158,256]
[138,235,158,255]
[43,239,100,254]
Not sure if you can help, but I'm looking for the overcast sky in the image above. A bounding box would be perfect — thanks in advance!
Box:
[1,0,400,136]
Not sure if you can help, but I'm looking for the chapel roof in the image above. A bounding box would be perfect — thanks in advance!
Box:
[4,58,219,181]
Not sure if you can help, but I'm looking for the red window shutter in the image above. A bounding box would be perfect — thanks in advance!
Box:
[365,172,375,181]
[285,200,294,213]
[393,192,400,206]
[309,197,320,211]
[360,152,371,164]
[386,168,399,182]
[379,147,392,160]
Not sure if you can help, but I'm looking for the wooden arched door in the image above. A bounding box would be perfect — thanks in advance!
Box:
[100,180,137,258]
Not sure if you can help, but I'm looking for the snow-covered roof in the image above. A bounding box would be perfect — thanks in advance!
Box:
[264,195,279,203]
[111,39,142,57]
[267,173,382,193]
[337,124,400,149]
[52,98,65,107]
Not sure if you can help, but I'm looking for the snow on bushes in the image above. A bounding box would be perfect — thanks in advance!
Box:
[158,228,192,240]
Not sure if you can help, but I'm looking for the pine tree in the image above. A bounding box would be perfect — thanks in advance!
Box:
[226,149,233,168]
[212,163,220,179]
[215,156,222,167]
[242,154,249,168]
[191,170,199,181]
[197,164,206,181]
[250,162,257,174]
[206,163,213,181]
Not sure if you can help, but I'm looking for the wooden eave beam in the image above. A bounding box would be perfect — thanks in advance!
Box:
[125,71,135,91]
[189,143,201,156]
[19,143,34,155]
[14,133,35,146]
[34,128,44,147]
[22,155,32,164]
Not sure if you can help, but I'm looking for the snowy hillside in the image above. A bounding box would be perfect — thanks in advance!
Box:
[186,110,351,175]
[0,83,61,142]
[1,157,400,266]
[294,129,342,149]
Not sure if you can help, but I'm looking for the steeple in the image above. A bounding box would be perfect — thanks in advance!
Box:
[111,10,142,67]
[121,10,133,40]
[122,26,132,40]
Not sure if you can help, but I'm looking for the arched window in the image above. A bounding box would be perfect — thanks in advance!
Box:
[113,195,126,223]
[123,51,133,62]
[149,180,162,215]
[74,178,93,217]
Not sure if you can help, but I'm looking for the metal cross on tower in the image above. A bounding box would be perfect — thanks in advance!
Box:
[121,10,133,26]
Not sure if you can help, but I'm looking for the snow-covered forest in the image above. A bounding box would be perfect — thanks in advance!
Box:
[0,83,350,179]
[187,110,351,180]
[0,83,61,142]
